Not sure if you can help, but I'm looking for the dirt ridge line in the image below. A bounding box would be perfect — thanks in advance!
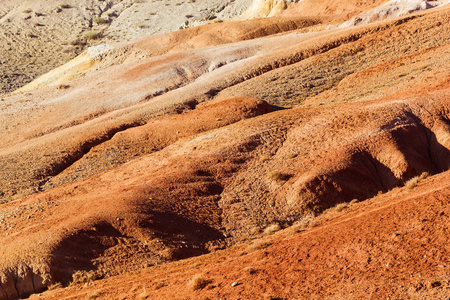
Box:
[201,14,421,103]
[36,120,144,191]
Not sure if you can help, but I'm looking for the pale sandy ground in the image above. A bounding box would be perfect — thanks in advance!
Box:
[0,0,255,94]
[2,0,448,95]
[103,0,255,43]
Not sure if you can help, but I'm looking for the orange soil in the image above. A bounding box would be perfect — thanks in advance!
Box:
[0,1,449,299]
[29,170,450,299]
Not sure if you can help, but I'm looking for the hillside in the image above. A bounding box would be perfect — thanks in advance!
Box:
[0,0,449,299]
[0,0,254,94]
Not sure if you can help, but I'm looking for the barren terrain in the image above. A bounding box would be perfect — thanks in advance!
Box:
[0,0,254,94]
[0,0,449,299]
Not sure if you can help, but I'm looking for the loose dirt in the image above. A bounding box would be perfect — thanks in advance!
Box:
[0,1,449,299]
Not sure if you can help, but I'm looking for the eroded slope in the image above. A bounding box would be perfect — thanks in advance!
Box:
[30,169,450,299]
[0,2,449,300]
[0,85,449,298]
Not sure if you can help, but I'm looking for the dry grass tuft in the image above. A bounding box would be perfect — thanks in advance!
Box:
[86,290,101,300]
[404,172,429,189]
[269,171,289,181]
[93,17,108,25]
[82,30,102,40]
[349,198,359,205]
[333,202,349,212]
[47,282,63,291]
[250,240,271,251]
[290,214,316,234]
[324,202,349,214]
[70,270,96,286]
[263,223,281,235]
[188,274,210,291]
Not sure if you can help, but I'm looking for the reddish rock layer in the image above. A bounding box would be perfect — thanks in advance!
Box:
[0,2,449,299]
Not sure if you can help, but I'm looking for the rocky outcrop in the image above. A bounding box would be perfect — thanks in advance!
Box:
[0,265,48,300]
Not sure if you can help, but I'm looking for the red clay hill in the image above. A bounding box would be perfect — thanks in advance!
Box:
[0,0,449,299]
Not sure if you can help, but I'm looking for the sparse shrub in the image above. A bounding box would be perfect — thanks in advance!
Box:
[263,223,281,236]
[70,270,96,286]
[206,240,225,252]
[251,240,270,251]
[188,274,210,291]
[93,17,107,25]
[269,171,289,181]
[324,202,349,214]
[86,290,101,300]
[161,248,175,260]
[349,198,359,205]
[404,172,429,189]
[290,214,316,234]
[333,202,348,212]
[248,226,261,236]
[47,282,62,290]
[82,30,102,40]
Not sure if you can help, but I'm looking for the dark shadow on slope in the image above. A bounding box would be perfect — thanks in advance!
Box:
[302,114,450,213]
[48,222,122,286]
[302,150,398,212]
[138,210,226,260]
[428,118,450,172]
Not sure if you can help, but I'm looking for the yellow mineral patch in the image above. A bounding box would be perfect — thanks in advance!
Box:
[240,0,291,19]
[15,44,112,93]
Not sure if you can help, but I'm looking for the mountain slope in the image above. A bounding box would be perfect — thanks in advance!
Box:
[0,1,449,299]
